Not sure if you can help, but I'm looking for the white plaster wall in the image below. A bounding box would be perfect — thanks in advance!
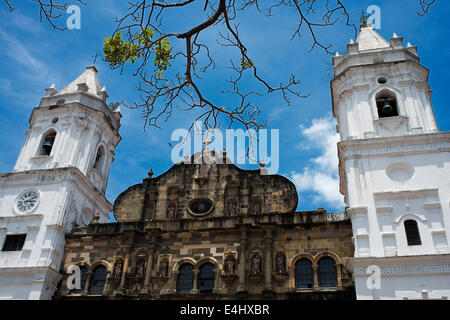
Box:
[333,63,435,142]
[12,105,118,195]
[0,169,112,299]
[347,147,450,258]
[354,274,450,300]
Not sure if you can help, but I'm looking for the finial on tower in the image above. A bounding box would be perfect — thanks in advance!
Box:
[360,9,369,27]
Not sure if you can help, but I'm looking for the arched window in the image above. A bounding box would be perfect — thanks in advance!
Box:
[404,220,422,246]
[71,265,88,294]
[295,259,314,289]
[198,263,215,293]
[40,130,57,156]
[376,90,399,118]
[93,145,105,173]
[318,257,337,288]
[177,263,194,293]
[89,265,107,295]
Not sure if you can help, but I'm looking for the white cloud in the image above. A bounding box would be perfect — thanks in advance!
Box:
[0,29,51,81]
[291,116,344,209]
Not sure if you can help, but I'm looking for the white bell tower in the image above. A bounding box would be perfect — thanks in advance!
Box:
[0,65,121,299]
[332,23,450,300]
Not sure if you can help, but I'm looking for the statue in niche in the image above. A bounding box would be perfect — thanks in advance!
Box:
[113,260,123,279]
[223,256,235,276]
[275,252,286,274]
[251,254,262,275]
[253,202,261,215]
[167,205,176,220]
[194,157,210,186]
[158,258,169,277]
[135,259,145,278]
[228,200,238,217]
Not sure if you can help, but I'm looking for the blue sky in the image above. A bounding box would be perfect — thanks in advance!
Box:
[0,0,449,219]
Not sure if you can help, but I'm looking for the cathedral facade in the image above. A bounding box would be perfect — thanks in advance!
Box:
[55,150,355,300]
[0,23,449,300]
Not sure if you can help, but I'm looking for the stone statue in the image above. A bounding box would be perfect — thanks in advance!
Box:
[224,256,235,276]
[136,260,145,278]
[113,260,123,279]
[275,252,286,274]
[167,205,176,220]
[228,201,238,217]
[92,212,100,223]
[253,202,261,215]
[158,258,168,277]
[251,254,262,275]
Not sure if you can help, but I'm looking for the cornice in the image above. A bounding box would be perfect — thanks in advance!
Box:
[338,132,450,159]
[0,167,112,211]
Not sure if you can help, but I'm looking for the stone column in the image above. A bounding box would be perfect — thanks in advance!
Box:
[120,253,130,290]
[143,245,155,294]
[237,229,248,293]
[169,271,179,293]
[313,265,320,291]
[213,268,221,294]
[82,272,93,295]
[190,269,199,294]
[337,263,343,289]
[264,228,273,292]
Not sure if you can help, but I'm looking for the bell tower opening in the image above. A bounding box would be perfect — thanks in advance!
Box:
[39,130,57,156]
[93,145,105,173]
[376,90,399,118]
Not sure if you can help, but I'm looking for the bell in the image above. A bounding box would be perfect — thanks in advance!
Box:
[382,101,394,115]
[42,138,54,155]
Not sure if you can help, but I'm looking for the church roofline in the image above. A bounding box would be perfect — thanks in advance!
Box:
[68,209,350,238]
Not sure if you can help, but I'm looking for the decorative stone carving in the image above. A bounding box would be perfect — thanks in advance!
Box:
[113,260,123,279]
[135,259,145,278]
[92,212,100,224]
[251,254,263,275]
[223,255,235,276]
[228,200,238,217]
[158,257,169,277]
[252,202,261,216]
[167,205,176,220]
[275,252,286,274]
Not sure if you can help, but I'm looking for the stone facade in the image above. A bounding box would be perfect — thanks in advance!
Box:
[55,150,355,299]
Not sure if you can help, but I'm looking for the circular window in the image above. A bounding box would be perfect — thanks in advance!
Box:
[386,163,415,182]
[377,77,387,84]
[187,199,214,217]
[51,117,59,124]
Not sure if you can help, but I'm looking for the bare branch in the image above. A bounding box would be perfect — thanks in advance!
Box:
[417,0,435,16]
[101,0,435,136]
[3,0,86,30]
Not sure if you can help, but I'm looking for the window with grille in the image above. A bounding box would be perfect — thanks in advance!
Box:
[177,263,194,293]
[318,257,337,288]
[198,263,215,293]
[89,266,106,295]
[404,220,422,246]
[2,234,26,252]
[70,265,88,294]
[295,259,314,289]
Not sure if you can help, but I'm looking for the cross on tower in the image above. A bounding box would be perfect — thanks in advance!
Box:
[92,52,100,65]
[202,138,212,149]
